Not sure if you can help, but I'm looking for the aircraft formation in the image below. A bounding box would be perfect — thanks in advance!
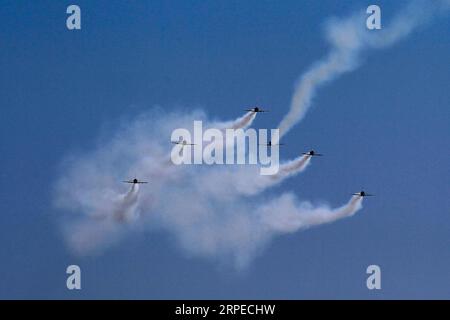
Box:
[125,106,374,198]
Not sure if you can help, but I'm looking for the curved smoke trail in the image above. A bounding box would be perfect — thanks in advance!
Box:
[261,195,363,233]
[54,110,362,267]
[278,0,450,137]
[218,154,312,196]
[113,183,140,223]
[54,1,448,267]
[227,111,257,130]
[274,154,312,179]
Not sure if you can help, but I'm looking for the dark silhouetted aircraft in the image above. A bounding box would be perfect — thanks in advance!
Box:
[245,107,268,113]
[302,150,323,156]
[259,140,284,147]
[353,190,374,197]
[171,139,196,146]
[123,178,148,184]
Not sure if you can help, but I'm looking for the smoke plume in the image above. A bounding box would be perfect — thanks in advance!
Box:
[54,1,447,267]
[278,0,450,137]
[54,110,362,267]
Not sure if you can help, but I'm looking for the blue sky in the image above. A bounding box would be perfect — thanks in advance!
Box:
[0,0,449,299]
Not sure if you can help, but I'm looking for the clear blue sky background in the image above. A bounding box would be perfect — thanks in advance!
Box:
[0,0,449,299]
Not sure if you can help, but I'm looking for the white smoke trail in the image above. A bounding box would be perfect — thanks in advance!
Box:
[221,154,312,196]
[261,195,363,233]
[278,0,450,137]
[54,1,447,267]
[113,183,140,223]
[54,110,362,267]
[57,178,141,255]
[225,111,257,130]
[274,154,311,178]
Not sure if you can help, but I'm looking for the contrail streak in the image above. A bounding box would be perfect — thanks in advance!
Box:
[53,1,448,267]
[278,0,450,137]
[54,110,359,267]
[274,154,311,178]
[61,182,141,254]
[229,111,257,130]
[261,195,363,233]
[229,154,312,196]
[113,183,140,223]
[217,111,257,130]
